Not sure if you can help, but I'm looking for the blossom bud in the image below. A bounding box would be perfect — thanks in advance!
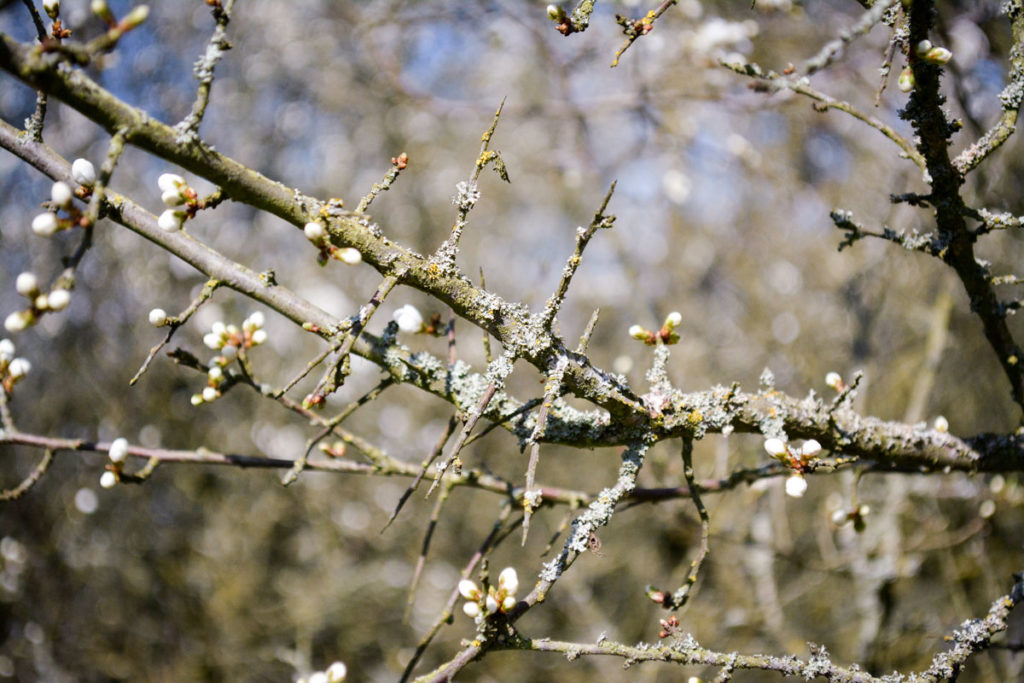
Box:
[547,4,562,21]
[825,371,842,390]
[71,158,97,186]
[43,0,60,19]
[250,329,268,346]
[915,40,933,57]
[485,594,499,615]
[923,47,952,65]
[48,289,71,311]
[628,324,648,340]
[108,437,128,464]
[190,394,204,406]
[801,439,821,457]
[0,339,14,362]
[325,662,347,682]
[203,333,223,350]
[100,471,117,489]
[149,308,167,326]
[498,567,518,596]
[34,295,50,311]
[308,674,328,683]
[15,273,38,297]
[394,304,424,333]
[664,311,682,329]
[32,212,59,237]
[501,595,517,612]
[158,209,185,232]
[161,189,186,206]
[51,181,72,207]
[8,358,30,379]
[157,173,185,193]
[830,509,848,526]
[933,415,949,433]
[458,579,481,600]
[123,5,149,28]
[202,386,219,402]
[785,473,808,498]
[463,601,481,618]
[219,345,238,361]
[763,438,788,458]
[304,221,326,241]
[897,67,915,93]
[244,312,265,331]
[4,311,33,333]
[336,247,362,265]
[91,0,112,21]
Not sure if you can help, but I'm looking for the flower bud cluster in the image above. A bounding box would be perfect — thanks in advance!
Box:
[101,437,129,488]
[763,437,822,498]
[0,339,32,393]
[156,173,200,233]
[4,270,72,333]
[629,311,682,345]
[31,159,95,239]
[303,221,362,266]
[192,313,267,405]
[298,661,347,683]
[458,567,519,619]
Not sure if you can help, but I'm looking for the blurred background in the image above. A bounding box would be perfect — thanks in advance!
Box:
[0,0,1022,680]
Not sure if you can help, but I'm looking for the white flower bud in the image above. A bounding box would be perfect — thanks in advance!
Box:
[157,173,185,193]
[32,212,59,237]
[664,311,682,329]
[34,295,50,311]
[0,339,14,361]
[211,322,227,337]
[394,304,424,333]
[15,273,38,297]
[148,308,167,326]
[923,46,952,65]
[219,344,238,361]
[801,439,822,457]
[458,579,480,600]
[158,209,185,232]
[485,593,499,615]
[915,40,933,57]
[71,158,97,186]
[4,311,32,333]
[785,473,808,498]
[547,4,561,21]
[628,324,648,340]
[108,437,128,464]
[336,247,362,265]
[244,311,265,330]
[304,221,326,241]
[934,415,949,433]
[502,595,517,612]
[99,471,117,489]
[308,673,328,683]
[325,661,347,682]
[8,358,30,379]
[763,438,788,458]
[123,4,149,28]
[43,0,60,18]
[161,189,186,206]
[498,567,518,596]
[250,329,268,346]
[830,509,848,526]
[203,332,223,350]
[48,289,71,311]
[190,393,204,406]
[825,371,842,390]
[897,67,915,93]
[202,386,219,402]
[462,601,480,618]
[51,181,72,207]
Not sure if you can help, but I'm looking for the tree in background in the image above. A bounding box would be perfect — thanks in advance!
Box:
[1,0,1023,680]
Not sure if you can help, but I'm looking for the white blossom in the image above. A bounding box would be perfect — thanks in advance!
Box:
[934,415,949,433]
[664,311,682,329]
[304,221,326,241]
[393,304,424,333]
[202,386,219,402]
[158,209,185,232]
[15,273,38,297]
[337,247,362,265]
[0,339,14,362]
[763,438,788,458]
[51,181,72,207]
[108,438,129,464]
[498,567,518,596]
[801,439,822,457]
[71,158,97,186]
[32,212,59,237]
[325,661,347,682]
[824,371,842,390]
[48,289,71,311]
[628,324,647,340]
[148,308,167,326]
[8,358,30,379]
[99,471,117,489]
[4,311,31,333]
[785,474,808,498]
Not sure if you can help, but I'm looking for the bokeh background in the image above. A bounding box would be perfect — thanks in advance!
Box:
[1,0,1023,680]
